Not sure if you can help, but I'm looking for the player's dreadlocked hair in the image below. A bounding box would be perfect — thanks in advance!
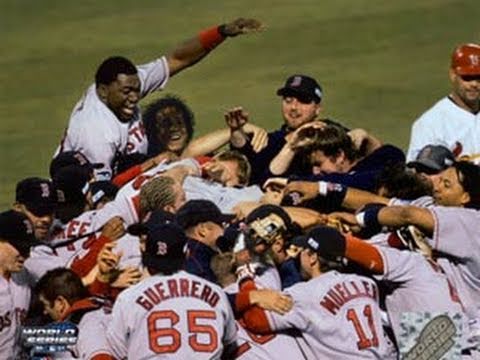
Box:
[95,56,137,86]
[143,95,195,156]
[139,176,177,213]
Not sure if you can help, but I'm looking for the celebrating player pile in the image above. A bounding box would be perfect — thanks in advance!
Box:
[3,10,480,360]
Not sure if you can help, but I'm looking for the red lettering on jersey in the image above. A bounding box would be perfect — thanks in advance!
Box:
[320,281,377,315]
[78,222,90,236]
[191,281,201,299]
[154,282,168,302]
[180,279,189,297]
[136,296,153,311]
[208,292,220,308]
[168,279,179,298]
[66,220,80,238]
[145,288,162,306]
[200,285,212,304]
[320,294,342,315]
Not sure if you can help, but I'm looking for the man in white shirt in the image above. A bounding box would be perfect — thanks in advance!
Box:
[407,43,480,161]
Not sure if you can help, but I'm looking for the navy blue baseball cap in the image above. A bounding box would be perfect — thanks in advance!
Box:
[127,209,175,236]
[0,210,39,257]
[175,200,235,230]
[50,151,102,178]
[277,75,323,104]
[142,223,188,274]
[15,177,57,216]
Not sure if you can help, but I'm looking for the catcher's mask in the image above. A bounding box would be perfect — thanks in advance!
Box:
[245,213,287,250]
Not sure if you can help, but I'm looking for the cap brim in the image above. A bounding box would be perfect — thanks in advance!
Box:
[290,235,309,248]
[453,66,480,76]
[25,203,56,217]
[277,88,318,103]
[220,214,236,224]
[407,159,442,174]
[127,223,148,236]
[9,237,40,257]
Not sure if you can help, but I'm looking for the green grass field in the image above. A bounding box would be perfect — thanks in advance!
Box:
[1,0,478,208]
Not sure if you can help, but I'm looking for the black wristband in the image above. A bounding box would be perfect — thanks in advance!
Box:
[218,24,229,38]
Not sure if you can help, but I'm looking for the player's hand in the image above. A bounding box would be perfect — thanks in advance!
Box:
[283,181,319,204]
[232,201,258,220]
[287,121,325,150]
[152,151,178,166]
[101,217,125,241]
[347,128,369,151]
[97,243,123,283]
[111,266,143,288]
[263,177,288,191]
[201,161,226,185]
[222,18,264,37]
[243,123,268,153]
[225,106,248,130]
[250,289,293,315]
[328,212,361,233]
[260,187,283,205]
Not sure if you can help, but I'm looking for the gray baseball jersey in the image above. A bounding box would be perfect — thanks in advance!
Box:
[224,279,310,360]
[94,158,264,228]
[75,305,113,359]
[375,245,465,340]
[428,206,480,321]
[261,271,396,359]
[0,271,31,360]
[106,270,237,359]
[55,57,169,180]
[25,209,141,282]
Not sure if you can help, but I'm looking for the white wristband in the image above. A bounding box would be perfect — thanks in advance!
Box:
[318,181,329,196]
[355,212,366,228]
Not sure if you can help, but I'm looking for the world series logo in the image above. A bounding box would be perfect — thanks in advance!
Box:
[398,312,463,360]
[21,322,78,358]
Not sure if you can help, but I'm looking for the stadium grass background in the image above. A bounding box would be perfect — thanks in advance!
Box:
[1,0,478,208]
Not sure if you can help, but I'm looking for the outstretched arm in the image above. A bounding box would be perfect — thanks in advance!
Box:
[167,18,263,76]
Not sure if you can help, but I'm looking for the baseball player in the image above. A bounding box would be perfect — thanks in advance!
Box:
[337,183,480,325]
[0,210,38,360]
[106,223,237,359]
[93,155,263,231]
[35,268,115,359]
[241,226,397,359]
[209,253,313,360]
[55,18,263,180]
[407,43,480,161]
[13,177,57,242]
[303,226,467,346]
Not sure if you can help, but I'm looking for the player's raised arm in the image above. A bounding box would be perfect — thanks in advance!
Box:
[167,18,263,76]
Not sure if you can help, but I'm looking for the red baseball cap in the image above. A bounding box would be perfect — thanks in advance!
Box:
[451,43,480,76]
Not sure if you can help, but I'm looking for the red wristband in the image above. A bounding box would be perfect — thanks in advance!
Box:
[198,26,225,51]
